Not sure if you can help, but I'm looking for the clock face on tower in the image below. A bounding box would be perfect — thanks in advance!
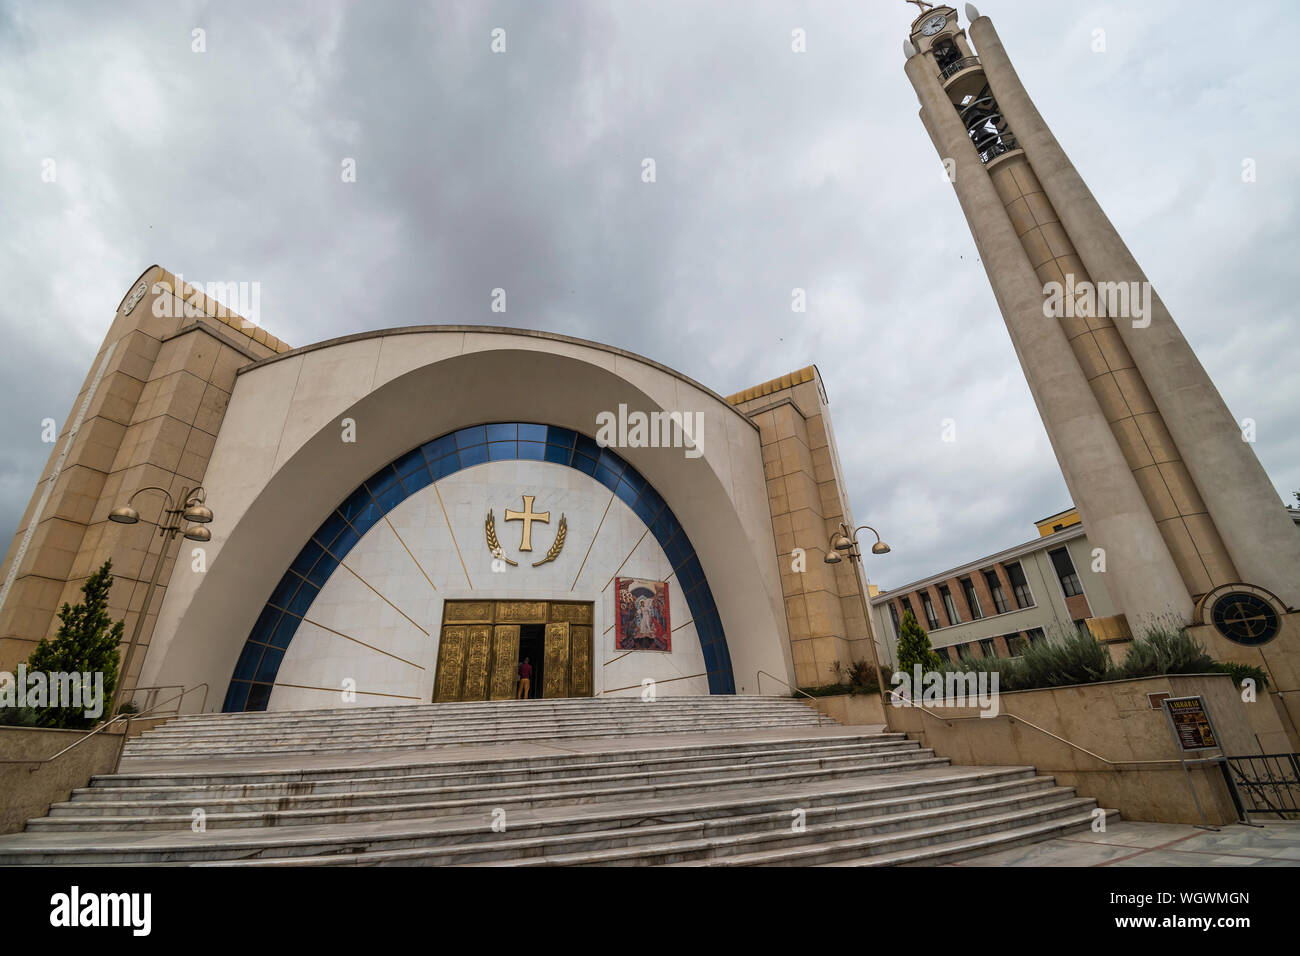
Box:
[921,14,948,36]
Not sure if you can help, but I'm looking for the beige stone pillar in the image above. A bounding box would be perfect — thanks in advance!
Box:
[970,16,1300,607]
[905,53,1193,624]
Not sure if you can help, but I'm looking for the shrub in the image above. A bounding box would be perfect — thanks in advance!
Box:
[896,610,941,675]
[1209,660,1270,691]
[796,683,853,698]
[832,659,881,694]
[884,616,1265,696]
[939,650,1027,691]
[1118,620,1214,680]
[23,560,123,730]
[0,706,41,727]
[1016,624,1115,689]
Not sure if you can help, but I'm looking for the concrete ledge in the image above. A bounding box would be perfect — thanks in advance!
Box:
[883,674,1283,825]
[0,725,127,834]
[801,692,886,727]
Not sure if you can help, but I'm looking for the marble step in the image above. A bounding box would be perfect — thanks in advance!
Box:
[825,809,1121,867]
[138,701,825,728]
[131,723,821,754]
[0,767,1045,865]
[147,700,822,733]
[32,750,949,831]
[75,737,911,801]
[108,731,906,783]
[157,696,815,720]
[49,743,930,817]
[128,713,825,743]
[498,797,1103,867]
[203,784,1084,867]
[123,719,832,758]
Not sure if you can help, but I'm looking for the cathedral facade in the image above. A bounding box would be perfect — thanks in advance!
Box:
[0,267,879,713]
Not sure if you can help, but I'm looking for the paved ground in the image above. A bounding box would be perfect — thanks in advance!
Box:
[947,820,1300,866]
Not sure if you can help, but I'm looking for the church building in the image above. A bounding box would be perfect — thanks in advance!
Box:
[0,268,881,713]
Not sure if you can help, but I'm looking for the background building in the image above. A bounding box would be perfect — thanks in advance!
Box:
[871,506,1118,667]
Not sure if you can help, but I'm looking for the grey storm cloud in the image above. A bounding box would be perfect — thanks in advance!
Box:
[0,0,1295,589]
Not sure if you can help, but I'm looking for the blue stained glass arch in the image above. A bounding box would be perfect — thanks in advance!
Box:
[222,423,736,711]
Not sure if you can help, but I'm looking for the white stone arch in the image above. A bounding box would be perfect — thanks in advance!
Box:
[142,328,794,711]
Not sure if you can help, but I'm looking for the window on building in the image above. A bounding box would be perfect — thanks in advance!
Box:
[1005,633,1027,656]
[1025,627,1046,647]
[938,584,961,626]
[888,603,901,639]
[900,597,914,622]
[983,569,1009,614]
[979,638,996,658]
[1050,547,1084,598]
[1005,562,1034,609]
[920,590,941,630]
[960,577,983,619]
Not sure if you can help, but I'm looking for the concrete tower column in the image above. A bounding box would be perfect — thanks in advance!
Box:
[905,53,1193,624]
[969,16,1300,607]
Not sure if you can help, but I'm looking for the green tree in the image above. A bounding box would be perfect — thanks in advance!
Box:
[25,560,123,729]
[895,609,942,675]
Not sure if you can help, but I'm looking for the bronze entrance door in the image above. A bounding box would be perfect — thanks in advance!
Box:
[434,600,593,702]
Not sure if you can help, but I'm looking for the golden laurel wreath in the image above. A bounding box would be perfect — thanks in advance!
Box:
[484,509,518,566]
[531,514,566,567]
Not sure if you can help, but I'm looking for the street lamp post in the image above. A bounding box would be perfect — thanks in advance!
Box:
[823,522,892,698]
[106,485,213,716]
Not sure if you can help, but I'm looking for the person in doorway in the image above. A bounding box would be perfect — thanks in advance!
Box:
[517,657,532,700]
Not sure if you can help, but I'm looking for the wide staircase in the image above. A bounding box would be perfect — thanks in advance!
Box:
[0,697,1115,865]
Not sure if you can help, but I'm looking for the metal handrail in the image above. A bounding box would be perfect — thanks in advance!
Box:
[938,56,980,80]
[757,670,823,727]
[979,136,1020,164]
[128,682,209,716]
[0,682,208,771]
[881,688,1187,768]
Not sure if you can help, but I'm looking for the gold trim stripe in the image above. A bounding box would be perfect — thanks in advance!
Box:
[602,524,654,595]
[435,483,473,588]
[335,560,430,636]
[299,616,426,669]
[384,514,439,592]
[269,681,421,701]
[154,268,292,353]
[725,365,816,405]
[570,492,615,591]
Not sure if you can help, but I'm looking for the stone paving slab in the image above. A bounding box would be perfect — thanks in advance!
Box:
[947,820,1300,866]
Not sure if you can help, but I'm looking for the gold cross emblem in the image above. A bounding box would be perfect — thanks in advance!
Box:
[504,495,550,552]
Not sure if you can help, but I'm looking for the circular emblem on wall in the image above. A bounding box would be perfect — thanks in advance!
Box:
[121,281,148,316]
[1196,584,1284,647]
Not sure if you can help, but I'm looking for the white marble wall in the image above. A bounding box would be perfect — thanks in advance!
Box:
[268,459,709,710]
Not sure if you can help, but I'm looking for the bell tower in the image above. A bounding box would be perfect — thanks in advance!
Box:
[901,4,1300,627]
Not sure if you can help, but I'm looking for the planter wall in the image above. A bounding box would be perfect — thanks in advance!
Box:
[0,724,127,834]
[800,692,885,727]
[883,673,1285,825]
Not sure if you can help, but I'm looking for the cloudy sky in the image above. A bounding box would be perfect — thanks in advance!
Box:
[1,0,1296,589]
